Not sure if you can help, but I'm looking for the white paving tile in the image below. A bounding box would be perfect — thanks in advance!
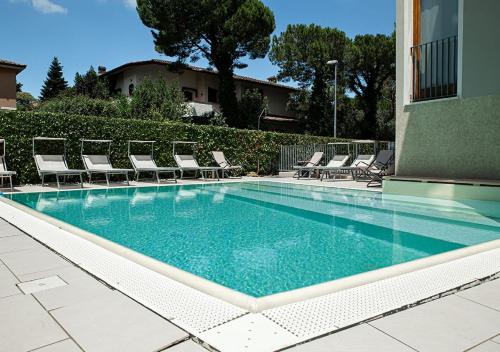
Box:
[0,263,20,298]
[457,279,500,311]
[0,294,67,352]
[0,235,42,254]
[19,266,111,310]
[0,247,71,276]
[164,340,208,352]
[469,341,500,352]
[51,290,188,352]
[287,324,415,352]
[32,339,83,352]
[17,276,67,295]
[200,314,299,352]
[0,220,23,238]
[371,295,500,352]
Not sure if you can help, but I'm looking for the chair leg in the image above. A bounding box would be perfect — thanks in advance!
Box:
[125,173,130,186]
[105,173,110,187]
[56,175,60,189]
[9,175,13,191]
[156,171,160,184]
[173,171,177,183]
[80,174,83,188]
[41,174,45,187]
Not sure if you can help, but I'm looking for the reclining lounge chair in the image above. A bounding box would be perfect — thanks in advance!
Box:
[33,137,86,189]
[293,152,324,179]
[0,139,16,191]
[212,151,242,178]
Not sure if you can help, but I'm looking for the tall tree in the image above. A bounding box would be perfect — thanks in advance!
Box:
[347,32,395,138]
[269,24,350,136]
[136,0,275,127]
[74,66,110,99]
[40,57,68,101]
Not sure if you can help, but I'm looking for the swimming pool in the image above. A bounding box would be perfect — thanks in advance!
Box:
[6,181,500,299]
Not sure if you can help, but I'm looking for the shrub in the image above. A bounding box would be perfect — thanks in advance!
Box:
[37,95,122,118]
[0,110,343,184]
[16,92,37,111]
[129,77,189,121]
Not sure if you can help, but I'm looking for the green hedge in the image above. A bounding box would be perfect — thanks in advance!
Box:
[0,111,342,185]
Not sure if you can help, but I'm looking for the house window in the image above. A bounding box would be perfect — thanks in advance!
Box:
[128,84,135,96]
[182,87,197,102]
[410,0,458,102]
[208,87,218,103]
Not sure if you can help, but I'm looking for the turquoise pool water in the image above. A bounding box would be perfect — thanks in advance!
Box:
[7,181,500,297]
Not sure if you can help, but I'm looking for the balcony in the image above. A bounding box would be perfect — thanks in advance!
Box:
[410,36,458,102]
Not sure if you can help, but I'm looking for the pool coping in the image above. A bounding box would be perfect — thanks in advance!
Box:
[2,183,500,313]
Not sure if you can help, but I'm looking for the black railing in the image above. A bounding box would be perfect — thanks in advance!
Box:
[411,36,458,102]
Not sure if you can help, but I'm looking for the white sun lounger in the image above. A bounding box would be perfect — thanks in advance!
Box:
[34,155,86,189]
[129,154,179,183]
[312,155,350,180]
[320,154,375,181]
[33,137,86,189]
[82,154,133,187]
[128,140,179,183]
[0,139,16,190]
[212,151,242,178]
[293,151,324,179]
[174,154,222,180]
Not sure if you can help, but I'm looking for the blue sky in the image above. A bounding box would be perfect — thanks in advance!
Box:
[1,0,395,97]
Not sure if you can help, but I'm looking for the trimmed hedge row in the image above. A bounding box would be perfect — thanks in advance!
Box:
[0,111,342,185]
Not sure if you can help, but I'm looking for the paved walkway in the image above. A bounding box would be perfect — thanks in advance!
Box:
[286,282,500,351]
[0,219,208,352]
[2,180,500,352]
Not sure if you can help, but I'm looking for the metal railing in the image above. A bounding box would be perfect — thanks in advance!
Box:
[411,36,458,102]
[279,142,395,171]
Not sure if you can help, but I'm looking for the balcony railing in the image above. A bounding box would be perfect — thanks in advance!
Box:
[411,36,458,102]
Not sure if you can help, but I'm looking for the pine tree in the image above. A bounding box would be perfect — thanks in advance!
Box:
[40,57,68,101]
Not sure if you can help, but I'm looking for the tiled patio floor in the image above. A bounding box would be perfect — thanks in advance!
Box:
[1,179,499,351]
[0,220,209,352]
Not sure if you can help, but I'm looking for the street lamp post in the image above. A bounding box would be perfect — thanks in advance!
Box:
[327,59,338,138]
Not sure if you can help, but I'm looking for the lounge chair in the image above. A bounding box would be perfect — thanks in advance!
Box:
[312,155,350,181]
[0,139,16,190]
[82,155,133,186]
[34,155,86,189]
[293,152,324,179]
[212,151,242,178]
[357,150,395,187]
[33,137,86,189]
[129,155,179,183]
[320,154,375,181]
[174,154,222,180]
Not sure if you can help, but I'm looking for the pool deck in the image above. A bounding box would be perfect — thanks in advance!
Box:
[1,178,499,351]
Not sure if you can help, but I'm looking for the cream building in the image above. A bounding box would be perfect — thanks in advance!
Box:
[0,59,26,110]
[100,60,299,131]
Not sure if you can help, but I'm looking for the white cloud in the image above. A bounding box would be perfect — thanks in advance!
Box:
[31,0,67,14]
[123,0,136,8]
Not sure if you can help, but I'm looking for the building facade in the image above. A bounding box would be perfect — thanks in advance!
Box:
[395,0,500,181]
[101,60,299,131]
[0,60,26,110]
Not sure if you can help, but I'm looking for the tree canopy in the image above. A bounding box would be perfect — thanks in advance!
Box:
[73,66,110,99]
[270,24,350,135]
[347,32,395,138]
[40,57,68,101]
[137,0,275,127]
